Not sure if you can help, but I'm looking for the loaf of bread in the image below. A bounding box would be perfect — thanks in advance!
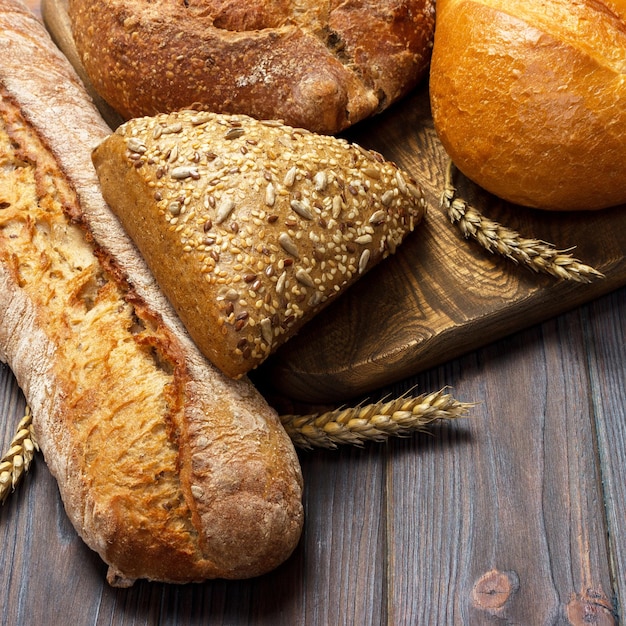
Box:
[0,0,303,586]
[429,0,626,211]
[92,111,426,378]
[67,0,435,134]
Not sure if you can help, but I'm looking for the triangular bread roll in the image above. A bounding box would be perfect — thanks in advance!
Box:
[93,111,426,378]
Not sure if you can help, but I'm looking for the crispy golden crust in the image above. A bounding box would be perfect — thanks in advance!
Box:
[430,0,626,210]
[68,0,435,134]
[92,110,427,378]
[0,0,303,585]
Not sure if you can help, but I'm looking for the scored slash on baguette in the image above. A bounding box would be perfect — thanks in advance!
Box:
[92,111,427,379]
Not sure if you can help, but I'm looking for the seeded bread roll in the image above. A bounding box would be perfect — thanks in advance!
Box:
[67,0,435,134]
[429,0,626,211]
[0,0,302,586]
[92,111,427,379]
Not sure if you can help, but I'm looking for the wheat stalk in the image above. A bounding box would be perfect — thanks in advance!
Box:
[442,159,604,283]
[0,406,39,504]
[0,390,469,502]
[280,388,473,449]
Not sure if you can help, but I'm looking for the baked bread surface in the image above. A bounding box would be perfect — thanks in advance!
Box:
[92,110,427,378]
[68,0,435,134]
[429,0,626,210]
[0,0,303,585]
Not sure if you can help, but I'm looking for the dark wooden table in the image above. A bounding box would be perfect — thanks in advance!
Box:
[2,3,626,624]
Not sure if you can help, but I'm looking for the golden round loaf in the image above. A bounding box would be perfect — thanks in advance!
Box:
[68,0,435,135]
[429,0,626,211]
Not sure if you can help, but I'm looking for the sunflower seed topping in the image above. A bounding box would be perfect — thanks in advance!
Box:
[215,198,235,224]
[332,195,343,219]
[190,113,213,125]
[358,249,371,274]
[290,199,313,220]
[369,210,387,225]
[162,122,183,134]
[395,171,408,195]
[381,190,395,207]
[276,271,287,295]
[260,318,273,346]
[283,166,297,188]
[314,171,328,192]
[127,138,146,154]
[278,232,299,257]
[171,165,199,180]
[295,268,315,287]
[224,127,245,140]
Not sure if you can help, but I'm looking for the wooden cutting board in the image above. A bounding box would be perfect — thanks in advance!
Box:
[42,0,626,404]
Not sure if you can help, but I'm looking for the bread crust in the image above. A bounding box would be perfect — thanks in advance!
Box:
[0,0,303,585]
[67,0,435,134]
[430,0,626,211]
[92,111,426,378]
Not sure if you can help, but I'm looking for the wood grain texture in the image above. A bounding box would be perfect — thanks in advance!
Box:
[384,317,615,624]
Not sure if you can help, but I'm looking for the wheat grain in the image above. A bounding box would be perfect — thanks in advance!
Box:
[280,388,473,449]
[442,160,604,283]
[0,406,39,504]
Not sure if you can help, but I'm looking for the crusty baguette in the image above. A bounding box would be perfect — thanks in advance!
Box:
[91,111,427,378]
[429,0,626,211]
[0,0,303,586]
[67,0,435,134]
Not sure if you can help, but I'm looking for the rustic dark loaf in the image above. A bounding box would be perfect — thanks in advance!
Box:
[92,110,427,379]
[429,0,626,211]
[0,0,303,586]
[67,0,436,134]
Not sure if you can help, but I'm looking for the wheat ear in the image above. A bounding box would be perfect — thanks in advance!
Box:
[280,388,473,449]
[0,391,469,502]
[1,406,39,504]
[442,159,604,283]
